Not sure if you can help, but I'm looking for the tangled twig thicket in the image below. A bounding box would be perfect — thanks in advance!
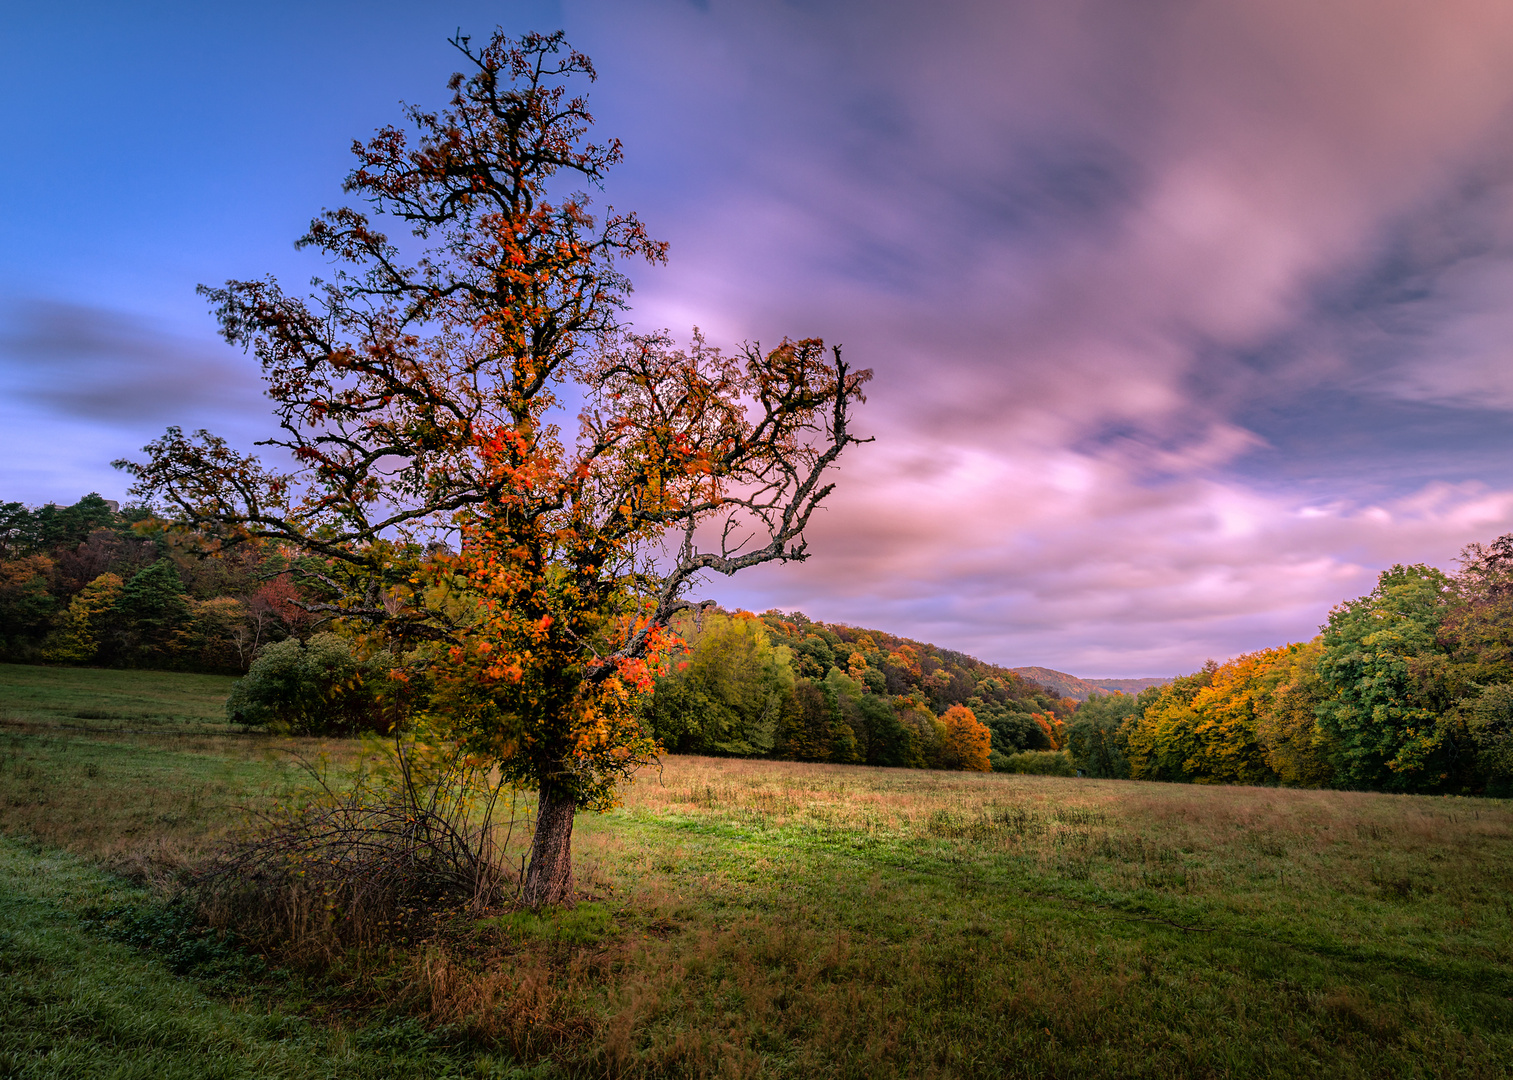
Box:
[196,735,524,952]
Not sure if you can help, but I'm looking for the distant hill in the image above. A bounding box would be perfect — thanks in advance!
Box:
[1009,667,1171,702]
[717,602,1171,710]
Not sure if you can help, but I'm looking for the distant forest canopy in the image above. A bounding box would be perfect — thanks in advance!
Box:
[0,493,316,674]
[654,606,1077,770]
[4,495,1510,795]
[1074,539,1513,798]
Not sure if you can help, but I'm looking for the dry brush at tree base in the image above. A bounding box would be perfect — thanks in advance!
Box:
[117,29,870,910]
[2,667,1511,1078]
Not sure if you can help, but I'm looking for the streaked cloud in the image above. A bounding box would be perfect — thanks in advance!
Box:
[0,299,262,424]
[8,0,1513,674]
[587,0,1513,672]
[0,299,267,503]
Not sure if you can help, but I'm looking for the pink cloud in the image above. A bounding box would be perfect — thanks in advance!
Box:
[569,1,1513,673]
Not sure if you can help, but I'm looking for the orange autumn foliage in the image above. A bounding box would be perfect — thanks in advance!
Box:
[1030,711,1064,750]
[941,704,992,772]
[123,31,870,909]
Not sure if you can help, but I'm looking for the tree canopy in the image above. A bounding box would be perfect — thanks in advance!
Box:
[117,30,870,906]
[1102,542,1513,796]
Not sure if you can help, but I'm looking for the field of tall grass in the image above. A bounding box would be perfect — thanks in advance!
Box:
[2,663,1511,1078]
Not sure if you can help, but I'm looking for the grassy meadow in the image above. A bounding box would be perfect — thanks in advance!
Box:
[2,663,1512,1078]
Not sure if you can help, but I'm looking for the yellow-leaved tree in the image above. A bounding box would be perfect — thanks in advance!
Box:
[941,704,992,771]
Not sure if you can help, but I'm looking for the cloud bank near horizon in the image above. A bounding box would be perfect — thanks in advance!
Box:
[5,0,1513,675]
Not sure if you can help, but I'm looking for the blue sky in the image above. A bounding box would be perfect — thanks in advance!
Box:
[6,1,1513,676]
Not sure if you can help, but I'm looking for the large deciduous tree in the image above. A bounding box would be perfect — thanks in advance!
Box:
[939,704,991,771]
[119,30,870,907]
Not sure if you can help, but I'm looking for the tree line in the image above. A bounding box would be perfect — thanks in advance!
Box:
[0,494,1086,773]
[9,494,1511,795]
[0,493,313,673]
[644,607,1077,771]
[1067,535,1513,797]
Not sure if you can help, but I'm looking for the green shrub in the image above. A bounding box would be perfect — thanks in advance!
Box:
[995,749,1076,776]
[225,633,393,734]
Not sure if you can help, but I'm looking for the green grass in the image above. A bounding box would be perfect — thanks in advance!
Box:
[0,662,239,733]
[0,665,350,865]
[478,902,617,947]
[2,665,1512,1077]
[563,762,1513,1077]
[0,723,291,864]
[0,836,546,1078]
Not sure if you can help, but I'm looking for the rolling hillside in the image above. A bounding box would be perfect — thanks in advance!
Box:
[1008,667,1171,702]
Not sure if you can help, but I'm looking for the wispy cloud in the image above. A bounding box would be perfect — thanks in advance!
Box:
[0,299,263,424]
[581,0,1513,672]
[9,1,1513,674]
[0,299,267,502]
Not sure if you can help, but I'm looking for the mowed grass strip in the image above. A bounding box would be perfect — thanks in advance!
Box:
[1,666,1511,1077]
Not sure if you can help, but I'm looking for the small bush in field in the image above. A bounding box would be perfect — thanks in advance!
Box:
[225,633,392,735]
[995,749,1076,776]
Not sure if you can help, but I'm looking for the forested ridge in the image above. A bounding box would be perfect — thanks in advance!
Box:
[1006,666,1170,702]
[649,606,1075,770]
[0,494,1075,773]
[4,494,1511,794]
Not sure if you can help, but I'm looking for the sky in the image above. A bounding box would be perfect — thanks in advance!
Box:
[6,1,1513,677]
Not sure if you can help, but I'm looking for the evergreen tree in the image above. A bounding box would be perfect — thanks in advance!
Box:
[111,559,191,666]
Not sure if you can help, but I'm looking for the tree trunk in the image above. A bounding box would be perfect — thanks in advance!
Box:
[521,783,576,908]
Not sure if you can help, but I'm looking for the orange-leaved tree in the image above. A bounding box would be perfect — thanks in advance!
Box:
[941,704,992,771]
[118,30,870,907]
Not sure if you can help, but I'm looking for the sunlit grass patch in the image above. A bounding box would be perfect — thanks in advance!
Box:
[479,902,617,947]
